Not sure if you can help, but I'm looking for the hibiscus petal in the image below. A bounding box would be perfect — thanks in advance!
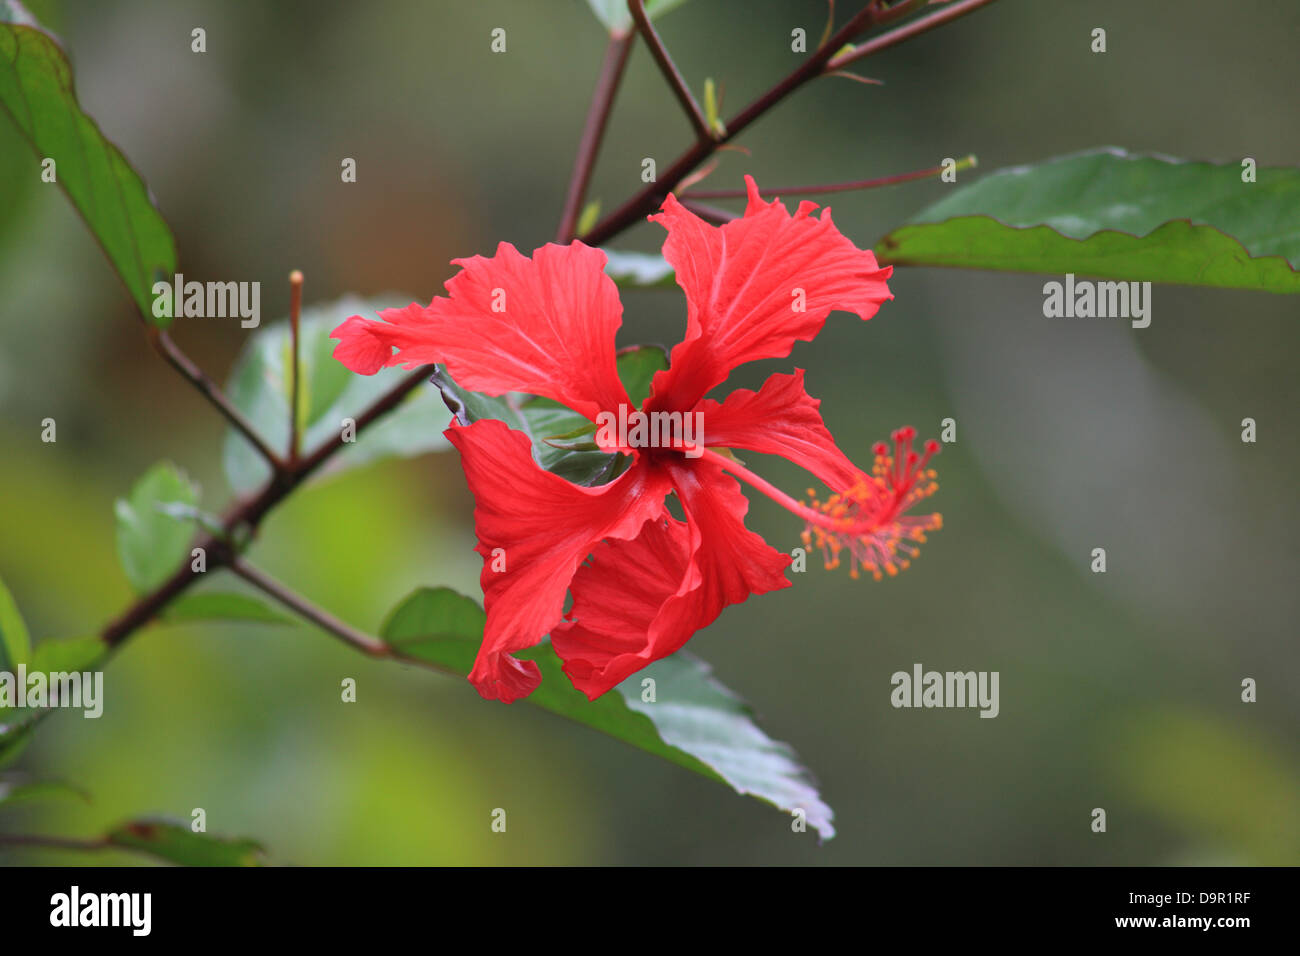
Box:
[331,242,630,421]
[697,369,862,490]
[647,176,892,410]
[553,459,790,700]
[448,419,671,702]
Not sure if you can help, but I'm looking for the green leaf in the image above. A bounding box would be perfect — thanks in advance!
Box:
[617,652,835,840]
[0,573,31,672]
[383,588,835,838]
[876,148,1300,293]
[223,295,451,494]
[30,635,106,673]
[0,777,91,809]
[105,819,265,866]
[0,2,177,322]
[434,345,668,487]
[614,343,669,405]
[163,592,290,625]
[114,462,198,593]
[583,0,690,34]
[603,249,676,288]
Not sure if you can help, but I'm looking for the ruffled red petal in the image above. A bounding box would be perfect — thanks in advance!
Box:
[647,176,892,410]
[332,242,630,421]
[552,458,790,700]
[447,419,672,702]
[696,369,861,490]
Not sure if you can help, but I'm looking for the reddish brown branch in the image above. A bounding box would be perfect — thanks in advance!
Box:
[556,30,636,242]
[148,326,286,472]
[101,365,435,649]
[629,0,714,143]
[580,0,999,247]
[683,156,976,199]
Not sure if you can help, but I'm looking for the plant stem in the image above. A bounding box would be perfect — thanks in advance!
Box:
[629,0,713,143]
[683,155,977,199]
[579,0,999,247]
[101,365,435,649]
[148,327,287,472]
[828,0,1000,70]
[287,270,304,464]
[0,833,109,852]
[228,558,391,658]
[680,199,738,224]
[556,29,636,242]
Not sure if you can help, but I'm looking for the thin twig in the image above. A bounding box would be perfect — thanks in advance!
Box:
[228,558,392,658]
[828,0,1000,70]
[101,365,435,649]
[683,155,977,199]
[228,556,459,676]
[287,270,304,464]
[148,327,286,472]
[580,0,999,247]
[578,4,879,246]
[680,199,738,224]
[556,29,636,242]
[628,0,713,143]
[0,833,109,852]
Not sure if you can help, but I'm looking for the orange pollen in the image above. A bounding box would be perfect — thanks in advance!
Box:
[799,427,942,581]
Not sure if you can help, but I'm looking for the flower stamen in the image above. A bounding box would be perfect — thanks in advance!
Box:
[699,428,942,581]
[800,427,941,580]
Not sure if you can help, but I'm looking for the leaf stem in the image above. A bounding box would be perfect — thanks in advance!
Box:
[555,29,636,242]
[148,326,287,472]
[228,557,459,677]
[227,558,391,658]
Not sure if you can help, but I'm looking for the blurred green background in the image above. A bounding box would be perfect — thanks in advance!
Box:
[1,0,1296,865]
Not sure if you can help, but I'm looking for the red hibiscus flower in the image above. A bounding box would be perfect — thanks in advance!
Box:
[331,177,942,703]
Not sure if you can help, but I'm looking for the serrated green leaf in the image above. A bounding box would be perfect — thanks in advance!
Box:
[113,463,198,594]
[105,819,265,866]
[876,148,1300,293]
[163,592,290,625]
[224,295,451,494]
[0,2,177,322]
[0,574,30,673]
[603,249,677,288]
[382,587,834,838]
